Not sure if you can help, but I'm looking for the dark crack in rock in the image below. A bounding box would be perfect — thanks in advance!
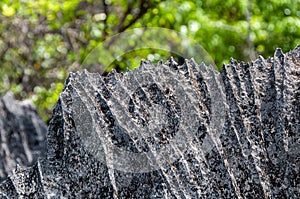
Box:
[0,46,299,198]
[0,92,47,182]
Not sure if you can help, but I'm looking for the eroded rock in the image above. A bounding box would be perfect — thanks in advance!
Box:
[0,46,299,198]
[0,92,46,182]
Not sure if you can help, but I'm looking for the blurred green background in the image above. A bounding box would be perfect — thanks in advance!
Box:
[0,0,299,122]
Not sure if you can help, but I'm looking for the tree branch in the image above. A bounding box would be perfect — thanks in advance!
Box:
[117,0,152,33]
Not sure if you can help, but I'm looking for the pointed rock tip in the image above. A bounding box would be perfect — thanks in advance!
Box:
[293,44,300,52]
[81,69,91,79]
[108,69,117,75]
[140,59,151,65]
[166,56,178,66]
[258,55,265,60]
[229,57,238,65]
[183,58,195,67]
[157,60,163,66]
[189,58,199,70]
[274,48,284,58]
[15,164,22,173]
[190,58,197,65]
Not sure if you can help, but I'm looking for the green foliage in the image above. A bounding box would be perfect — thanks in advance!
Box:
[31,82,64,122]
[0,0,299,121]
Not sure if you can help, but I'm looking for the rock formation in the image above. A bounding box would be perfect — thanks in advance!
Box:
[0,46,299,198]
[0,92,46,182]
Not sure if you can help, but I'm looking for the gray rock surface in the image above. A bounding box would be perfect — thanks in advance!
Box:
[0,92,46,182]
[0,46,299,198]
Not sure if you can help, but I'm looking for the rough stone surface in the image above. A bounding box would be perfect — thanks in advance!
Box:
[0,92,47,182]
[0,46,299,198]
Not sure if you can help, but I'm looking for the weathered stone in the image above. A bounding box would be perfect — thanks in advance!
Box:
[0,92,46,182]
[0,46,299,198]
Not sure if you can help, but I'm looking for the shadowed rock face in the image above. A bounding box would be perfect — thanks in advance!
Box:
[0,46,299,198]
[0,92,47,182]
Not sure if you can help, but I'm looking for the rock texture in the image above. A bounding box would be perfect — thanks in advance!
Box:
[0,92,46,182]
[0,46,299,198]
